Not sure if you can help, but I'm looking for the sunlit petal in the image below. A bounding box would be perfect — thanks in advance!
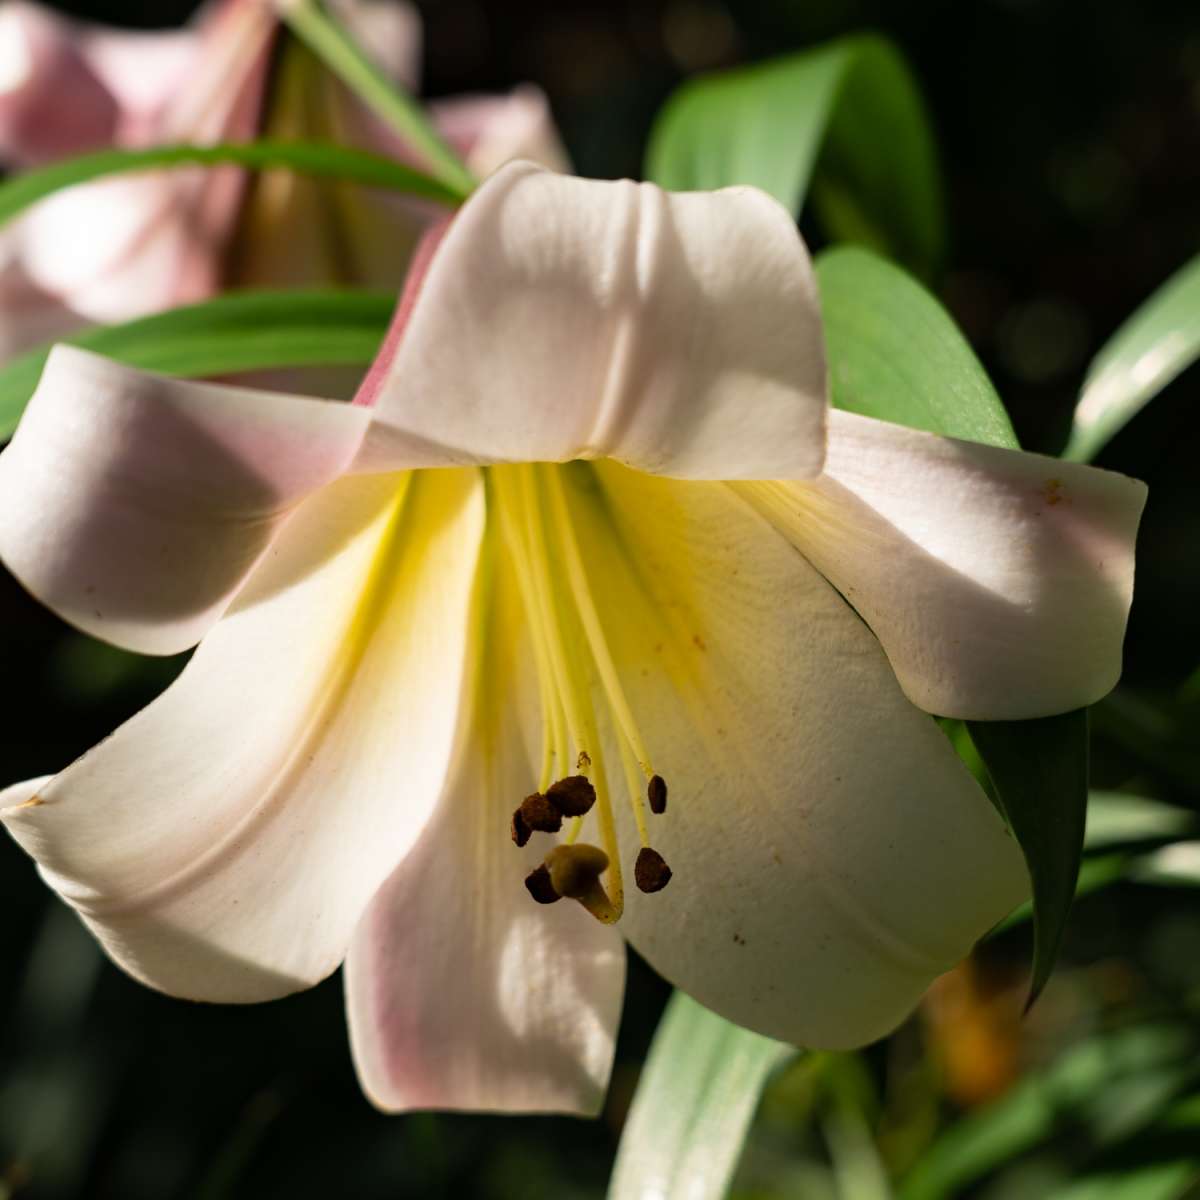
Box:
[356,161,827,480]
[347,552,623,1114]
[557,462,1028,1048]
[1,468,484,1002]
[740,409,1147,719]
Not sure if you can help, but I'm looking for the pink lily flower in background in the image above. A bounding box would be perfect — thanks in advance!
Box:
[0,0,566,356]
[0,0,275,354]
[0,163,1146,1114]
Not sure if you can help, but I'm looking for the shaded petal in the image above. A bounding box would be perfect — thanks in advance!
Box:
[1,468,484,1001]
[0,347,369,654]
[558,461,1028,1049]
[0,2,118,163]
[431,85,571,176]
[346,548,624,1114]
[739,409,1147,719]
[0,234,84,354]
[355,161,827,480]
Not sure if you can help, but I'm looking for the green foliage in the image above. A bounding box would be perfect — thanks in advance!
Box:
[644,35,943,278]
[815,246,1019,447]
[967,712,1090,1008]
[0,139,466,231]
[0,289,393,440]
[609,993,793,1200]
[1065,254,1200,463]
[900,1025,1200,1200]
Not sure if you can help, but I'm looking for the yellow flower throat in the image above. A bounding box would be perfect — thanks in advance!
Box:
[489,463,672,924]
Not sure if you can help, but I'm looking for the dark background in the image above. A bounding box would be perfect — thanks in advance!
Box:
[2,1,1199,1197]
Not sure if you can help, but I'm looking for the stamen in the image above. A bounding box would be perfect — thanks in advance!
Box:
[516,465,624,913]
[617,736,652,849]
[494,463,680,921]
[545,844,620,924]
[648,775,668,815]
[544,468,658,783]
[546,774,596,817]
[518,792,563,834]
[524,864,561,905]
[511,808,531,848]
[634,847,673,894]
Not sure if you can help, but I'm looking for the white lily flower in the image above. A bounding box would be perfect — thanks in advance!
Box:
[0,162,1146,1115]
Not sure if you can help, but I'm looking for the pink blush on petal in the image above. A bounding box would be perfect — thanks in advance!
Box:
[354,216,453,410]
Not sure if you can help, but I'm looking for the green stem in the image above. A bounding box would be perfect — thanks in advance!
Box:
[278,0,476,199]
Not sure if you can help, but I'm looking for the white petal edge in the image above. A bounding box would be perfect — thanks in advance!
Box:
[737,408,1148,720]
[353,160,827,481]
[1,467,485,1002]
[557,461,1029,1049]
[346,549,624,1114]
[0,346,370,655]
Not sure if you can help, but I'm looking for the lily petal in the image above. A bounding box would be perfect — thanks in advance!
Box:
[1,468,484,1002]
[0,2,118,162]
[558,461,1029,1049]
[330,0,422,91]
[431,85,571,176]
[0,347,369,655]
[8,0,273,329]
[346,554,624,1114]
[354,161,827,481]
[739,409,1147,720]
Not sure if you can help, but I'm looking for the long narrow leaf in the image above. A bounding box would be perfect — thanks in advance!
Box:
[0,139,467,230]
[608,992,793,1200]
[645,35,943,278]
[1066,254,1200,462]
[968,710,1090,1008]
[0,289,393,439]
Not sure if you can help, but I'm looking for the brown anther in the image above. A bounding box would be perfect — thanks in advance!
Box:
[647,775,668,815]
[511,806,532,848]
[545,843,609,900]
[635,847,672,894]
[518,792,563,834]
[546,775,596,817]
[524,864,561,905]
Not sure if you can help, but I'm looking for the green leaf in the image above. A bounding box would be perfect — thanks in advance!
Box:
[0,289,393,440]
[608,992,793,1200]
[0,139,467,231]
[1133,842,1200,888]
[899,1025,1198,1200]
[1054,1162,1200,1200]
[645,35,944,278]
[967,710,1089,1008]
[1084,791,1196,850]
[992,852,1130,934]
[1065,254,1200,463]
[816,245,1019,448]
